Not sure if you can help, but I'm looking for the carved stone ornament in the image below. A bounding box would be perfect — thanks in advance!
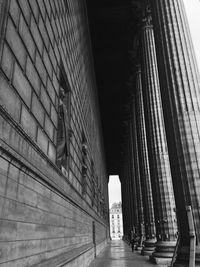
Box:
[142,4,153,28]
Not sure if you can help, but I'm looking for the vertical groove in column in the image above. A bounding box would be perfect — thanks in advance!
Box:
[121,134,140,242]
[135,65,156,255]
[129,120,140,236]
[150,0,200,263]
[121,154,131,240]
[130,104,145,248]
[141,8,177,264]
[128,138,136,233]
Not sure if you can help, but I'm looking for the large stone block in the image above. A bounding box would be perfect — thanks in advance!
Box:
[49,44,57,73]
[20,104,37,139]
[37,0,46,20]
[0,74,21,122]
[6,17,26,69]
[8,163,20,182]
[49,1,56,17]
[43,0,51,18]
[40,86,51,113]
[50,104,58,127]
[44,114,54,140]
[26,57,40,95]
[52,71,59,95]
[46,16,54,45]
[19,15,35,61]
[37,127,48,154]
[5,178,18,200]
[9,0,20,27]
[28,0,39,22]
[17,184,38,207]
[51,19,59,44]
[43,48,53,78]
[32,93,45,126]
[47,78,56,104]
[18,0,31,25]
[1,43,13,79]
[0,170,8,196]
[39,16,50,50]
[35,52,47,86]
[48,141,56,162]
[30,17,43,55]
[13,63,32,107]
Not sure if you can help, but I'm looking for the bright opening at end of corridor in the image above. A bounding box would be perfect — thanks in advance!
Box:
[108,175,123,240]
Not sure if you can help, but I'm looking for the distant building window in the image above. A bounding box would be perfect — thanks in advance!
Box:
[112,215,114,218]
[117,215,119,218]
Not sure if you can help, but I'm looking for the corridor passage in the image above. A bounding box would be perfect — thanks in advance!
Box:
[89,240,165,267]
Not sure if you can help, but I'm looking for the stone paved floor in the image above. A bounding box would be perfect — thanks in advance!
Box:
[89,240,166,267]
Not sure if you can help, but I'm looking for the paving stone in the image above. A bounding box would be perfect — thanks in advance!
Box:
[89,241,166,267]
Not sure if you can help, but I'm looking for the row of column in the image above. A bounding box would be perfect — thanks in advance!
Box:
[121,0,200,265]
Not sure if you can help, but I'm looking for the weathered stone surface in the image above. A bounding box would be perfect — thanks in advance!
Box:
[13,63,32,108]
[150,0,200,264]
[6,17,26,69]
[0,0,109,266]
[20,105,37,139]
[0,74,21,122]
[135,65,156,252]
[140,8,177,262]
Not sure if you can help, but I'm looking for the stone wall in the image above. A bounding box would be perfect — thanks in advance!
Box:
[0,0,109,266]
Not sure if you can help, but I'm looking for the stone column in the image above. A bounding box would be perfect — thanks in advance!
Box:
[121,138,137,242]
[140,8,178,265]
[150,0,200,265]
[121,161,130,241]
[135,65,157,256]
[130,101,145,250]
[121,155,130,240]
[129,120,140,239]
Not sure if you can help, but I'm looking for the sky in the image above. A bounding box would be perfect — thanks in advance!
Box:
[183,0,200,69]
[108,0,200,209]
[108,175,121,207]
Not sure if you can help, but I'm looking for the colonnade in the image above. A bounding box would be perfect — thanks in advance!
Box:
[121,0,200,265]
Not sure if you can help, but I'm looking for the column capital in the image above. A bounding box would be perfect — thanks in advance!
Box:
[142,4,153,29]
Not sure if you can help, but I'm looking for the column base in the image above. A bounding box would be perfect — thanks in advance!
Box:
[149,240,176,265]
[136,245,143,251]
[174,245,200,266]
[141,238,156,256]
[136,235,145,251]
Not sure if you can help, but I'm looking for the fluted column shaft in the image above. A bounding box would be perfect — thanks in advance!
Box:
[135,66,156,254]
[129,121,140,236]
[121,158,131,239]
[130,106,145,247]
[141,13,177,263]
[150,0,200,264]
[121,139,138,241]
[127,149,135,233]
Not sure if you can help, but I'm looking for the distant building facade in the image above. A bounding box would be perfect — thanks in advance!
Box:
[110,202,123,240]
[0,0,109,266]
